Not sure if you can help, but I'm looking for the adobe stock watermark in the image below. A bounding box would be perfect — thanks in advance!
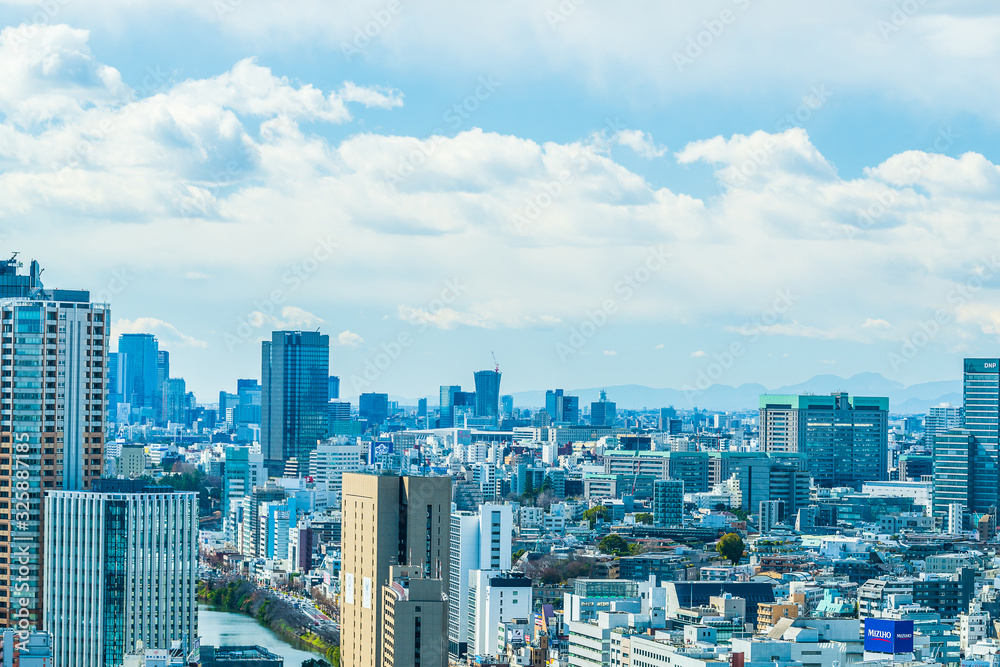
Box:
[546,0,585,29]
[888,255,1000,371]
[224,237,338,352]
[682,288,797,403]
[350,279,467,392]
[877,0,927,40]
[93,268,134,304]
[673,0,752,73]
[385,75,501,189]
[848,126,959,243]
[556,246,671,360]
[340,0,403,61]
[4,2,74,50]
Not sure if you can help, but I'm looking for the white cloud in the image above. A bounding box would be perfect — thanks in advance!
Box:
[113,317,207,348]
[336,330,364,347]
[603,350,617,356]
[245,307,324,337]
[612,129,666,159]
[690,350,707,357]
[5,24,1000,375]
[24,3,1000,123]
[862,318,892,330]
[654,343,665,349]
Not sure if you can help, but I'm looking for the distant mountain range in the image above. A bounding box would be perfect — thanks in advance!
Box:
[380,372,961,414]
[503,373,960,414]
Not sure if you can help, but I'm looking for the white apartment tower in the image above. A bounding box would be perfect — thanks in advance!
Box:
[43,480,198,667]
[448,504,514,660]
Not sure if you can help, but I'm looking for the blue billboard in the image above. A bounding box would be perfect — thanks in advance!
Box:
[864,619,914,654]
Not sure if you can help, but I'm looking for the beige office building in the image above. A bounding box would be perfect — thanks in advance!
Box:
[340,473,451,667]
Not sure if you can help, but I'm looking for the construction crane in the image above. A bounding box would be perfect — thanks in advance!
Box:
[492,351,500,373]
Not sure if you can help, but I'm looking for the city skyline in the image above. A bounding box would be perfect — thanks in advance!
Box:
[1,3,999,400]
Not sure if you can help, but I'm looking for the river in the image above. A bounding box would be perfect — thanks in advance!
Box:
[198,605,326,667]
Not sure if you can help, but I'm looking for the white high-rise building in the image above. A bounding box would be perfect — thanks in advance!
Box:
[759,499,783,534]
[43,480,198,667]
[448,504,514,660]
[309,438,367,502]
[926,403,963,442]
[0,256,109,630]
[467,570,532,660]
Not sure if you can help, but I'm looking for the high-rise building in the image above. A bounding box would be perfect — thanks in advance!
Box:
[658,407,677,431]
[383,566,447,667]
[758,499,783,533]
[926,403,963,442]
[500,395,514,420]
[932,429,974,519]
[239,482,287,557]
[107,351,125,421]
[438,385,461,428]
[448,505,514,660]
[327,401,353,435]
[545,389,579,425]
[467,570,532,660]
[473,370,501,421]
[0,256,108,631]
[417,398,428,421]
[222,445,267,544]
[309,439,366,500]
[961,359,1000,512]
[591,390,617,427]
[118,333,159,422]
[652,479,683,527]
[261,331,330,475]
[156,349,169,423]
[44,479,197,667]
[340,473,451,667]
[329,375,340,400]
[359,392,389,427]
[161,377,187,425]
[758,392,889,488]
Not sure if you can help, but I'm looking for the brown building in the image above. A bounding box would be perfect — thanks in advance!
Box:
[340,473,451,667]
[0,258,108,632]
[756,602,799,634]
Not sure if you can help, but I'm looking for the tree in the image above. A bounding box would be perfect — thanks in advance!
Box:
[716,532,744,565]
[303,660,330,667]
[539,567,562,585]
[598,533,630,556]
[627,542,646,556]
[512,549,527,562]
[583,505,611,528]
[565,560,592,579]
[714,503,727,512]
[634,513,654,525]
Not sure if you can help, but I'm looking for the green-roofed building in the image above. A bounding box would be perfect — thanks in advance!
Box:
[759,392,889,489]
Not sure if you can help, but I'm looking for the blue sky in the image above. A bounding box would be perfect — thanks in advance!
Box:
[1,0,1000,405]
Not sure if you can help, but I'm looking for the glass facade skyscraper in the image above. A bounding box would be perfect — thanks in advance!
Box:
[473,370,501,420]
[758,392,889,488]
[117,333,159,421]
[439,385,461,428]
[961,358,1000,512]
[359,392,389,426]
[261,330,330,474]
